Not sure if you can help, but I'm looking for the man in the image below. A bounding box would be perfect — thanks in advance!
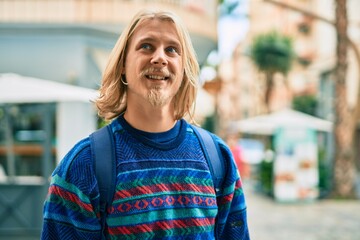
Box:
[42,10,250,239]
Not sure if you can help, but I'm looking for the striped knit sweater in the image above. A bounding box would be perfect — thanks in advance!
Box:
[41,115,250,239]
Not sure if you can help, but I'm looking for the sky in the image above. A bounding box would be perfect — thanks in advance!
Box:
[217,0,249,60]
[200,0,249,83]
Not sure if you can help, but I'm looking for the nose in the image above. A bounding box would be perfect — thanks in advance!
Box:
[150,49,168,66]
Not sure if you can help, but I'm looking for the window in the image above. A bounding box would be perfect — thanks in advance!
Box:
[0,103,56,179]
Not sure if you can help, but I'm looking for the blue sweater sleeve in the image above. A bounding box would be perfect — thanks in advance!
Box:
[213,136,250,240]
[41,138,102,240]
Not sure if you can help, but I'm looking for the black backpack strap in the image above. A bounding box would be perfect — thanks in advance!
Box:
[89,125,116,239]
[190,125,225,195]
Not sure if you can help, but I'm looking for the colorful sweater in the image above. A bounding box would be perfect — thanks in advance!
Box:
[41,116,250,239]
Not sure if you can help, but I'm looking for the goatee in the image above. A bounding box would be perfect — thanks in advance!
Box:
[147,87,168,107]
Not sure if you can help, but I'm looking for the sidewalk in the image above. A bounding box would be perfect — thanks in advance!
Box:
[245,184,360,240]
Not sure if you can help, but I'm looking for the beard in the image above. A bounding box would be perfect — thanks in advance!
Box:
[147,86,171,107]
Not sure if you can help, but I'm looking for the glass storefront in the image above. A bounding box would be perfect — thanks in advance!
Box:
[0,103,56,178]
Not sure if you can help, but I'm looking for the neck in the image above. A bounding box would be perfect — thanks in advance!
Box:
[124,103,177,133]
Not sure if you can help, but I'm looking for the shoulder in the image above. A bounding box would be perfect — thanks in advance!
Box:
[188,124,232,156]
[187,125,234,171]
[52,137,97,196]
[54,138,91,176]
[210,133,231,153]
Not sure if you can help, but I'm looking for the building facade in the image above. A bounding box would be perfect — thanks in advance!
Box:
[216,0,360,135]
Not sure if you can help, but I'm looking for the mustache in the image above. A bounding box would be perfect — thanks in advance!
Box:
[141,68,175,78]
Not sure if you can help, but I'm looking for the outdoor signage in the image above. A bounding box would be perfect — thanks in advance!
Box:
[273,127,319,202]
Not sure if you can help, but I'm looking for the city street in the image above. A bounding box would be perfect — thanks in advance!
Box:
[246,183,360,240]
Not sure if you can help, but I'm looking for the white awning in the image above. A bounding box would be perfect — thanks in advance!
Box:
[0,73,98,103]
[235,108,333,135]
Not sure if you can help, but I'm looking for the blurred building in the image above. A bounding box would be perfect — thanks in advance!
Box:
[0,0,217,86]
[216,0,360,135]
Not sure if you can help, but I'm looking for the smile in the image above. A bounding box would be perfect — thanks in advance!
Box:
[146,75,170,80]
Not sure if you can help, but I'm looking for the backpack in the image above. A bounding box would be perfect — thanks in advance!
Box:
[89,124,226,238]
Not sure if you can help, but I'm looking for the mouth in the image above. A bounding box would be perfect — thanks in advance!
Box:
[146,74,170,81]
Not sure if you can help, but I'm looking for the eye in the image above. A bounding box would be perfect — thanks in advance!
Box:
[140,43,152,50]
[166,46,180,54]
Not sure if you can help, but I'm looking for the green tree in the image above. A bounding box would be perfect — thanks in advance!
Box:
[250,31,295,112]
[292,95,317,116]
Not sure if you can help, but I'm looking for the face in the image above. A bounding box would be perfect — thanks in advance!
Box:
[123,18,184,108]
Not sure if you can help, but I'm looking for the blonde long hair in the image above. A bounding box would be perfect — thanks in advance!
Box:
[96,10,199,122]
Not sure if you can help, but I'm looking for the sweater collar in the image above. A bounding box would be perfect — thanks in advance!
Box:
[116,114,187,150]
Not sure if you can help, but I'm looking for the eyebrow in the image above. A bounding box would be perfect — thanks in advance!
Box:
[137,36,181,48]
